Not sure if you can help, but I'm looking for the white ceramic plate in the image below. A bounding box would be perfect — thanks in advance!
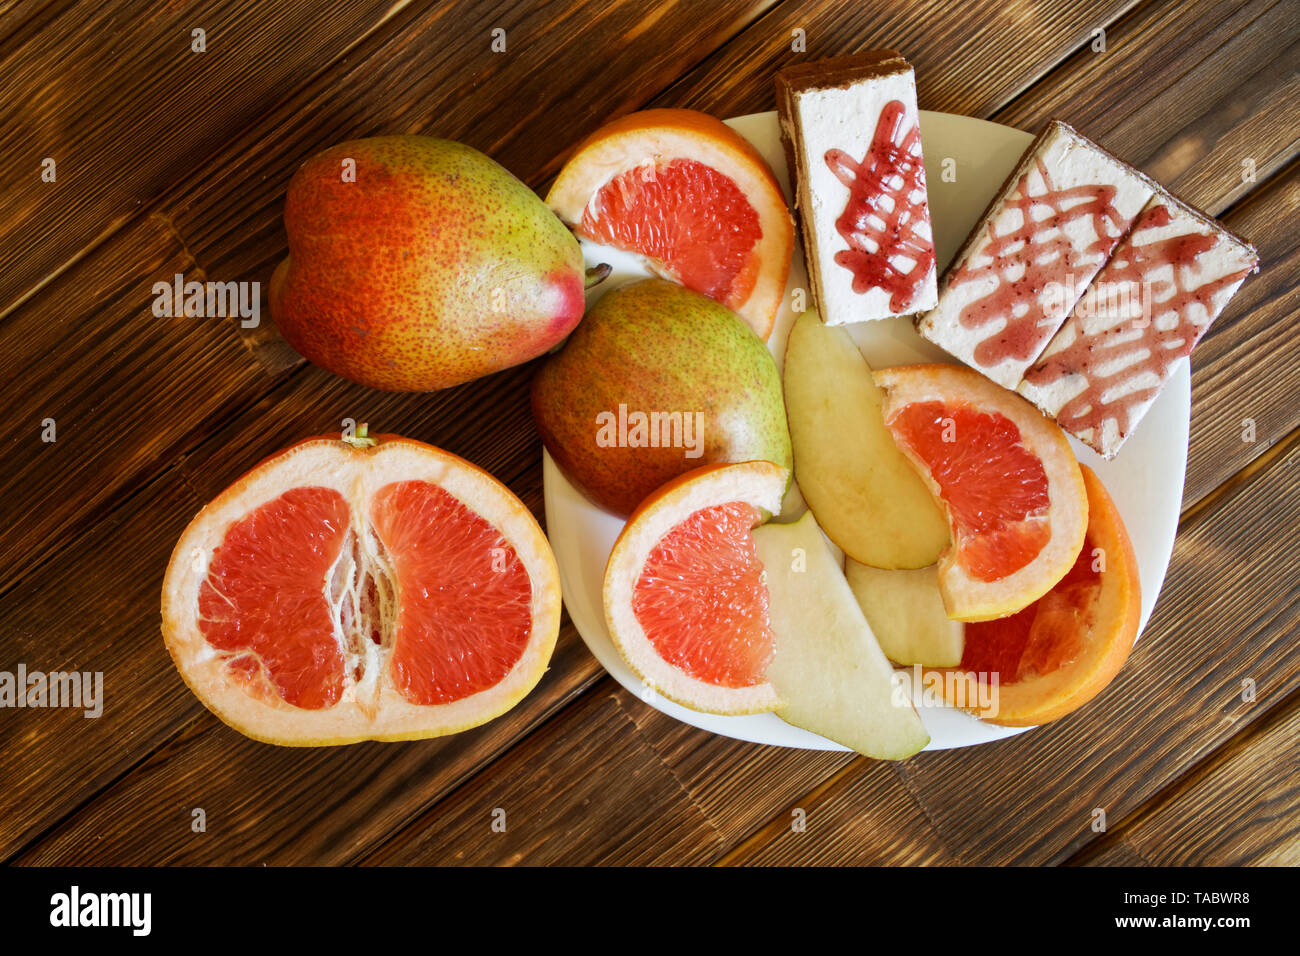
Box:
[542,111,1188,751]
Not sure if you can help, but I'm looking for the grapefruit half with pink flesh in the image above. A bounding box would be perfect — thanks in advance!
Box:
[546,108,794,341]
[161,430,561,745]
[602,461,787,714]
[927,465,1141,726]
[875,364,1088,622]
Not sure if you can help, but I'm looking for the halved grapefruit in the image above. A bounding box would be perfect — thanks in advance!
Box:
[928,465,1140,726]
[161,428,561,745]
[875,364,1088,622]
[546,108,794,341]
[602,461,787,714]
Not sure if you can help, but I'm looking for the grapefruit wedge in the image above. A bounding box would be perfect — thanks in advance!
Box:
[928,465,1141,726]
[161,428,561,745]
[546,108,794,341]
[602,461,787,714]
[875,364,1088,622]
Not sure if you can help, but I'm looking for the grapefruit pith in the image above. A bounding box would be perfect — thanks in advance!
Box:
[927,465,1141,726]
[546,108,794,341]
[603,461,787,714]
[875,364,1088,622]
[162,429,561,745]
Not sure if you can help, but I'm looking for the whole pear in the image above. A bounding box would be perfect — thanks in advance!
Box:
[532,278,792,515]
[270,136,585,391]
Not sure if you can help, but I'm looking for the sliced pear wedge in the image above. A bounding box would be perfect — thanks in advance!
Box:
[754,511,929,759]
[846,561,965,667]
[782,310,949,569]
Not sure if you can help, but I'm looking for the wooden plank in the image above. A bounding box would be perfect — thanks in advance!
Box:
[732,760,959,865]
[0,0,409,318]
[163,0,777,328]
[994,0,1299,213]
[360,663,953,866]
[0,214,269,596]
[370,692,955,866]
[11,622,605,865]
[173,363,545,509]
[1159,39,1299,212]
[361,690,723,866]
[593,1,1300,865]
[1183,163,1300,505]
[723,428,1299,866]
[646,0,1141,120]
[851,436,1300,864]
[1078,841,1154,865]
[1072,691,1300,866]
[0,472,211,858]
[0,0,778,854]
[0,358,615,863]
[0,0,774,858]
[0,1,78,52]
[11,0,1295,869]
[0,0,774,593]
[617,702,858,848]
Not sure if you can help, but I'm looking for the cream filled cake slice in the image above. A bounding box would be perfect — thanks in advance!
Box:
[776,51,937,326]
[1018,192,1258,458]
[916,121,1155,389]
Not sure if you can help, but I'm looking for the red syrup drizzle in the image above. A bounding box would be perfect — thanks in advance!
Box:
[947,157,1129,368]
[824,99,934,313]
[1023,203,1252,443]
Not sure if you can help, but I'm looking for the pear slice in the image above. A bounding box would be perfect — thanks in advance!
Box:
[845,561,965,667]
[782,309,949,569]
[754,511,929,759]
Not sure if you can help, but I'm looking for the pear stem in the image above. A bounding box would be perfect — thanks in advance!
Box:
[342,422,379,448]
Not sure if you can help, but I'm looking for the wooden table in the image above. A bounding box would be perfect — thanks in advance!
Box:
[2,0,1296,867]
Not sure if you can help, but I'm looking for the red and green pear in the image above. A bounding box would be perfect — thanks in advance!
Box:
[270,136,585,391]
[532,278,792,516]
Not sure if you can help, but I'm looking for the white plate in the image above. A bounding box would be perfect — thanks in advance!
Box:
[542,111,1187,751]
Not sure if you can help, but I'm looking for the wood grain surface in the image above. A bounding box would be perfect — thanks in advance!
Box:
[0,0,1295,866]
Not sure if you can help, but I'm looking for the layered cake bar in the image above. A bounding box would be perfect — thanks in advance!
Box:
[1018,192,1258,458]
[776,51,938,326]
[916,121,1155,389]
